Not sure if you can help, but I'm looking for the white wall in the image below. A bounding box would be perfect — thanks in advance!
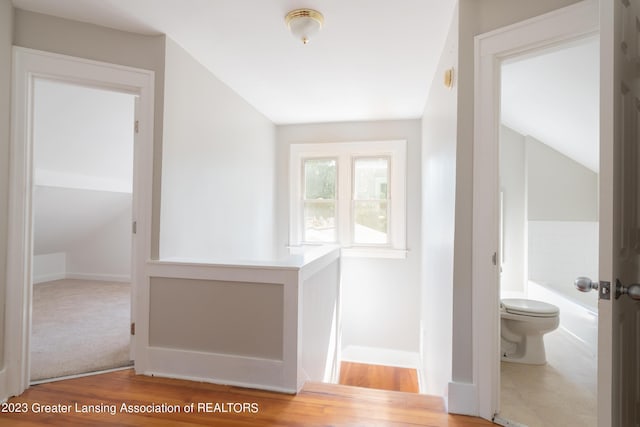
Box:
[277,120,422,360]
[528,220,598,309]
[65,203,132,281]
[420,4,458,397]
[526,135,598,221]
[0,0,13,368]
[159,38,276,260]
[499,125,526,294]
[33,253,66,284]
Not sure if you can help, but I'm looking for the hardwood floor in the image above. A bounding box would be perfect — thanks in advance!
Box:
[339,361,420,393]
[1,369,494,426]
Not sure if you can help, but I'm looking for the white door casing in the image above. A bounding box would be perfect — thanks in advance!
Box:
[6,47,154,397]
[471,0,598,420]
[601,0,640,425]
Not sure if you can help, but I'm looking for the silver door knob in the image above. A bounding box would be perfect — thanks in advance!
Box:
[575,277,599,292]
[616,279,640,300]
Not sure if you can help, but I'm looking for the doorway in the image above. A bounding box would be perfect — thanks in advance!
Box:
[6,47,154,398]
[497,37,598,426]
[30,79,136,382]
[470,0,599,420]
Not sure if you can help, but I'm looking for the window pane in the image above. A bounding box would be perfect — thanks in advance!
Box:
[353,200,388,244]
[354,158,388,200]
[304,158,336,200]
[353,157,389,245]
[304,201,336,242]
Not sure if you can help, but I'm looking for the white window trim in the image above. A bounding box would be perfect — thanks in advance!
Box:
[290,140,407,258]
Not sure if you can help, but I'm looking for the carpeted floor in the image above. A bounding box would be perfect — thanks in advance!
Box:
[31,279,132,381]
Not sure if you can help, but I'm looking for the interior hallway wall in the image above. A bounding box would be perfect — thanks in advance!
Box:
[159,38,276,260]
[0,0,14,369]
[277,120,422,357]
[420,3,458,397]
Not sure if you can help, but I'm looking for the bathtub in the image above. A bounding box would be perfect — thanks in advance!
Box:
[527,280,597,355]
[135,245,341,393]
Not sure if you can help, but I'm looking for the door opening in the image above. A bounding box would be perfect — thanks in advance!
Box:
[497,36,599,425]
[30,79,136,383]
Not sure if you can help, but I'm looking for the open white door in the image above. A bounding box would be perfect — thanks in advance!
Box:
[592,0,640,425]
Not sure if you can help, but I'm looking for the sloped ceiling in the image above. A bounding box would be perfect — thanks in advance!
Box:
[33,187,131,254]
[14,2,598,174]
[501,36,599,172]
[12,0,457,124]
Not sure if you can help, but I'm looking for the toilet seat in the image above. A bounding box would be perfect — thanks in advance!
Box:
[501,298,559,318]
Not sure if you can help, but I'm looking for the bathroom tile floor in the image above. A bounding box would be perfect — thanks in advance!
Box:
[499,328,597,427]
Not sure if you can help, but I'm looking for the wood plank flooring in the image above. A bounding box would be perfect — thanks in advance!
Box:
[339,361,419,393]
[0,369,494,426]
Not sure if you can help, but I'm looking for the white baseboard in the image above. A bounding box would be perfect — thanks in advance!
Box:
[144,347,296,393]
[340,345,420,369]
[447,381,478,415]
[33,272,66,284]
[66,273,131,283]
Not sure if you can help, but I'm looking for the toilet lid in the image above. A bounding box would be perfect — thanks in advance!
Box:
[501,298,559,318]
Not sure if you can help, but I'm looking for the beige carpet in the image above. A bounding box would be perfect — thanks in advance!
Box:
[31,279,132,381]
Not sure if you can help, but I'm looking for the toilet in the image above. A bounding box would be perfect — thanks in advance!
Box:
[500,298,560,365]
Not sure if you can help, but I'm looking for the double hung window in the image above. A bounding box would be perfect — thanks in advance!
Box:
[290,140,406,258]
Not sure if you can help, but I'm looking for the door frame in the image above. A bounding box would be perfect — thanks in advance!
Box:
[471,0,598,420]
[5,47,154,397]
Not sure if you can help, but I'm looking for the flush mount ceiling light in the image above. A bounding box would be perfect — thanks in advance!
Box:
[285,9,324,45]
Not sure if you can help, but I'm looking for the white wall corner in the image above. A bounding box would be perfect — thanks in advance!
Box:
[33,252,66,284]
[447,381,478,416]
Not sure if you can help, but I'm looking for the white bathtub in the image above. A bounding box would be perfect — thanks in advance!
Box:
[527,280,597,356]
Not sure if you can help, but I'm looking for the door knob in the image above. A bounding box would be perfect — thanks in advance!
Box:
[575,277,640,300]
[574,277,599,292]
[616,279,640,300]
[575,277,611,300]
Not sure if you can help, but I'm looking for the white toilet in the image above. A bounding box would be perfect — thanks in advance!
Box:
[500,298,560,365]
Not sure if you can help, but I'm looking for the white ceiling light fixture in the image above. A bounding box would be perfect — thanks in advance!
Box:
[285,9,324,45]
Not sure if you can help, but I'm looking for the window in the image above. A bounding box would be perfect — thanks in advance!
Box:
[290,140,407,258]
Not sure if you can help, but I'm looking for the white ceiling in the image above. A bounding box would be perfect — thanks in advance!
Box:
[501,36,600,172]
[14,1,599,171]
[12,0,457,124]
[33,78,135,191]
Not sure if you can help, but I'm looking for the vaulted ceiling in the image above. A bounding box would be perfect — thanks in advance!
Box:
[501,36,599,172]
[12,1,599,171]
[12,0,457,124]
